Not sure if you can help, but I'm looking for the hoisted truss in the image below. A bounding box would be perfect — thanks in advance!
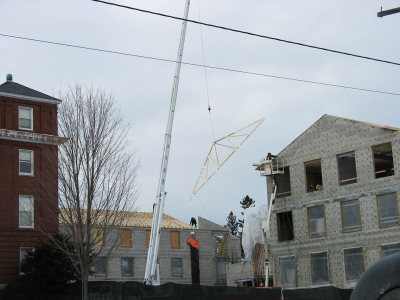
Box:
[190,118,265,201]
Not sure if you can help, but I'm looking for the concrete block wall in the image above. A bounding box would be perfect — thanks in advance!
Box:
[265,115,400,288]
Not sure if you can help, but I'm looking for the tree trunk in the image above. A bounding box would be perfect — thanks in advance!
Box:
[82,269,89,300]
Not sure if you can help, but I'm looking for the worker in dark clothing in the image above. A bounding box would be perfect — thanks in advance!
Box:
[267,152,277,160]
[190,217,197,228]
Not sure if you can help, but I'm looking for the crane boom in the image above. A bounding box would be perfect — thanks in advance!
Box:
[144,0,190,285]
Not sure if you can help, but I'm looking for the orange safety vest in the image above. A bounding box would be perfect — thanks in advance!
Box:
[187,236,200,250]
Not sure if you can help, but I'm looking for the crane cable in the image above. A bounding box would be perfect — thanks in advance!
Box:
[197,0,217,143]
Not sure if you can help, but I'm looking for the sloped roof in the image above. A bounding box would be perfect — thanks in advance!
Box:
[198,216,228,232]
[278,114,400,156]
[0,80,60,103]
[59,209,193,230]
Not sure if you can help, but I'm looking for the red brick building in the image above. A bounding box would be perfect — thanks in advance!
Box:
[0,74,65,285]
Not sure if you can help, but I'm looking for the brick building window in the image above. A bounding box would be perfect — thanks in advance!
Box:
[337,151,357,185]
[276,166,291,198]
[341,200,361,233]
[171,258,183,277]
[19,195,34,228]
[344,247,365,281]
[20,247,34,274]
[308,205,326,237]
[18,106,33,130]
[277,211,294,242]
[121,257,134,277]
[310,251,330,284]
[120,228,132,248]
[92,227,105,247]
[170,231,180,249]
[305,159,323,192]
[373,143,394,178]
[377,193,399,227]
[382,242,400,257]
[19,149,34,175]
[279,256,296,287]
[94,257,107,276]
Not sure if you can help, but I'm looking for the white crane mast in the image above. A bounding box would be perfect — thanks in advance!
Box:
[144,0,190,285]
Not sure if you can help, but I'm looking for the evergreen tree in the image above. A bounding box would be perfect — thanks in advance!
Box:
[224,211,239,236]
[238,195,255,229]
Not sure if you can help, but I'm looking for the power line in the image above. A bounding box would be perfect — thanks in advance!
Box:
[1,32,399,96]
[92,0,400,67]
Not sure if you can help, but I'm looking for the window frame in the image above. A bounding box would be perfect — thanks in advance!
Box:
[18,106,33,131]
[381,242,400,257]
[307,205,327,238]
[20,247,35,274]
[171,258,183,278]
[372,142,395,179]
[341,199,362,233]
[343,247,365,282]
[310,251,330,284]
[145,230,151,248]
[377,193,399,228]
[337,151,357,186]
[304,159,323,193]
[279,255,296,288]
[277,211,294,242]
[19,195,34,229]
[121,257,134,277]
[19,149,34,176]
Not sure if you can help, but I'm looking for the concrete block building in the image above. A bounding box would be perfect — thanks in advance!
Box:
[0,75,65,286]
[254,114,400,289]
[75,213,241,285]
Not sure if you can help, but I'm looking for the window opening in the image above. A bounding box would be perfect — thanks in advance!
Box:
[310,251,330,284]
[94,257,107,276]
[377,193,399,227]
[344,248,364,281]
[19,195,34,228]
[18,106,33,130]
[121,257,134,276]
[276,166,291,198]
[382,242,400,257]
[19,149,34,175]
[277,211,294,241]
[308,205,326,237]
[337,151,357,185]
[170,231,181,249]
[120,228,132,248]
[280,256,296,287]
[341,200,362,233]
[171,258,183,277]
[20,247,34,274]
[373,143,394,178]
[305,159,323,192]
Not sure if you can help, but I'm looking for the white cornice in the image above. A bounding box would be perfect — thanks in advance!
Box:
[0,129,67,145]
[0,92,61,105]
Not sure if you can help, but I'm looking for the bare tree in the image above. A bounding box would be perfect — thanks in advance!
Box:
[57,85,138,300]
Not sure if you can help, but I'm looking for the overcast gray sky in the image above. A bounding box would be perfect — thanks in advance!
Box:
[1,0,399,226]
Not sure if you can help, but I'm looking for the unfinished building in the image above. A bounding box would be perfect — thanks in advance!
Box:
[254,114,400,288]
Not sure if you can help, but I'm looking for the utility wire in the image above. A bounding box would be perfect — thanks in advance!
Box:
[92,0,400,67]
[1,33,399,96]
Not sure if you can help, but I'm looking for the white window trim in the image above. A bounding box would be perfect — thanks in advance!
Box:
[19,195,34,229]
[20,247,35,274]
[19,149,34,176]
[18,106,33,131]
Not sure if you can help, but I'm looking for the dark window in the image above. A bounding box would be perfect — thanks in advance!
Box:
[337,151,357,185]
[305,159,323,192]
[344,248,364,281]
[373,143,394,178]
[310,251,330,284]
[382,242,400,257]
[276,167,291,198]
[277,211,294,241]
[94,257,107,276]
[171,258,183,277]
[308,206,326,237]
[377,193,399,227]
[20,247,34,274]
[19,149,34,175]
[121,257,134,276]
[341,200,362,233]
